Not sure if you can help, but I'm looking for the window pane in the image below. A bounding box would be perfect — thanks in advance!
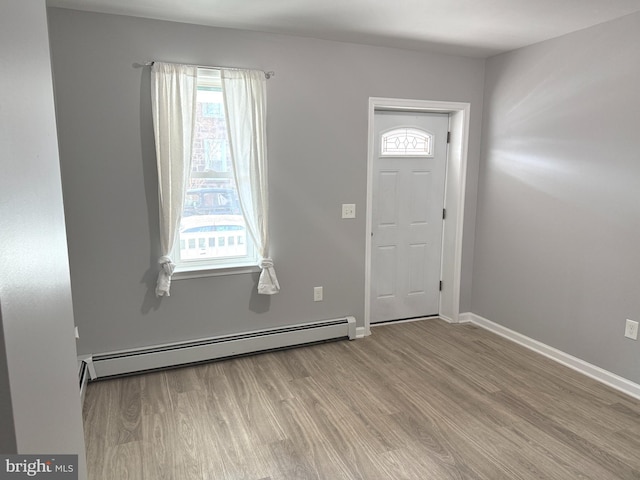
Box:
[177,71,254,266]
[204,139,228,172]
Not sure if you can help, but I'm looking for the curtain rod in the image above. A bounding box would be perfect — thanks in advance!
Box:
[139,61,275,79]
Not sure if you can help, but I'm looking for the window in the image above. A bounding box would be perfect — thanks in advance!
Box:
[151,62,279,296]
[172,69,257,272]
[381,127,434,157]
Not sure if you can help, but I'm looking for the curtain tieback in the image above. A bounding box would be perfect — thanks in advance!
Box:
[258,257,280,295]
[155,256,176,297]
[260,258,274,269]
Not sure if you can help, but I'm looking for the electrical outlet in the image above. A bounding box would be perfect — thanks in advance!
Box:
[314,286,323,302]
[342,204,356,219]
[625,319,638,340]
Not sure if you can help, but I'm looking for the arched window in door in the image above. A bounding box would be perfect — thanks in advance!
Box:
[381,127,434,157]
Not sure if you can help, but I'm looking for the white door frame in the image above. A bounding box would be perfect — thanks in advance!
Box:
[364,97,470,336]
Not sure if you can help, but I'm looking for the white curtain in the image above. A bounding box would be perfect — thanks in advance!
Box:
[221,69,280,294]
[150,62,198,297]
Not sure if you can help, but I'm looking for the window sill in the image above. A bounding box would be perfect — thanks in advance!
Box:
[172,263,260,280]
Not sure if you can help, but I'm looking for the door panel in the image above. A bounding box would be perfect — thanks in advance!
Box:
[409,171,431,222]
[377,246,397,298]
[408,243,427,294]
[371,111,448,323]
[378,171,399,225]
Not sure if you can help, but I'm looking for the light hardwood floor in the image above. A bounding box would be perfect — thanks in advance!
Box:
[83,320,640,479]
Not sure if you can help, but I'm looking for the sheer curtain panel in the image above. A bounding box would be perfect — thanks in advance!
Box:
[221,69,280,294]
[151,62,197,296]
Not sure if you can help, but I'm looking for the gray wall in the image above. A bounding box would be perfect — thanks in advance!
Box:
[47,8,484,355]
[474,12,640,383]
[0,0,86,474]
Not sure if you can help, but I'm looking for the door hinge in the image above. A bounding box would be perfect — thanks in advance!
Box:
[439,281,443,291]
[446,131,451,144]
[442,208,446,220]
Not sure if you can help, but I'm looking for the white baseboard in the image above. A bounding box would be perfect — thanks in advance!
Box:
[355,326,369,338]
[462,312,640,401]
[439,314,455,324]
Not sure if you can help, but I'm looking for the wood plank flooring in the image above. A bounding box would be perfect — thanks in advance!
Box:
[83,320,640,479]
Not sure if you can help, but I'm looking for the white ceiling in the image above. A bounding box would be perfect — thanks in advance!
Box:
[47,0,640,57]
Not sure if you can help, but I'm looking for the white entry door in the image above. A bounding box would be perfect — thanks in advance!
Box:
[370,111,448,323]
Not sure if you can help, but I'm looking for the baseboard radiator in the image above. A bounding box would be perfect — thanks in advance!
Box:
[88,316,357,379]
[78,358,90,404]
